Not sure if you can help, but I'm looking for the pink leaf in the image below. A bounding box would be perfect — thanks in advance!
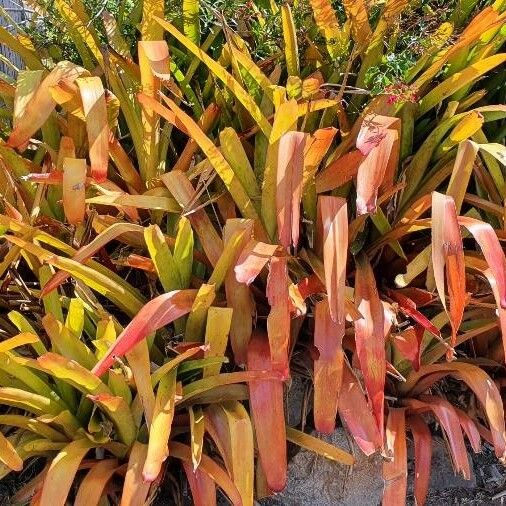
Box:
[276,132,306,249]
[313,298,345,433]
[318,196,348,323]
[266,255,291,377]
[431,192,466,355]
[234,240,279,285]
[92,289,197,376]
[354,253,388,439]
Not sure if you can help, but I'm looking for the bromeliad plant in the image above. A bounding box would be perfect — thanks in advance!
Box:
[1,0,506,505]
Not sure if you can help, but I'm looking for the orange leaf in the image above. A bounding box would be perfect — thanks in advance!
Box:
[62,158,86,225]
[169,442,242,506]
[76,77,109,181]
[120,442,151,506]
[392,326,423,371]
[455,407,481,453]
[205,401,254,506]
[0,431,22,472]
[74,459,118,506]
[466,255,506,361]
[431,192,466,354]
[459,216,506,308]
[386,288,441,341]
[407,415,432,506]
[383,408,407,506]
[182,462,217,506]
[405,396,470,479]
[302,126,337,189]
[40,438,96,506]
[405,362,506,461]
[354,253,388,439]
[266,255,291,377]
[338,362,382,455]
[143,368,177,482]
[315,150,365,194]
[8,62,87,149]
[247,332,287,492]
[313,298,344,433]
[224,220,255,365]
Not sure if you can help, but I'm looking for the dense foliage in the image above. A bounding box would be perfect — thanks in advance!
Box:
[0,0,505,505]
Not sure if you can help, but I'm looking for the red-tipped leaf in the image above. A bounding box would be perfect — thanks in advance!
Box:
[92,290,197,376]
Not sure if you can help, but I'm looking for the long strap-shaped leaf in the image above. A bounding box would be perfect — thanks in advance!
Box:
[247,332,287,492]
[143,368,177,482]
[402,362,506,460]
[266,255,291,377]
[40,438,96,506]
[419,54,506,116]
[140,93,264,232]
[407,415,432,506]
[37,353,136,446]
[383,408,407,506]
[205,401,254,506]
[154,16,272,137]
[354,253,388,440]
[276,131,306,250]
[8,61,88,149]
[308,0,346,59]
[74,458,118,506]
[318,196,348,323]
[170,441,243,506]
[76,77,109,181]
[92,289,198,376]
[431,192,466,354]
[313,299,344,433]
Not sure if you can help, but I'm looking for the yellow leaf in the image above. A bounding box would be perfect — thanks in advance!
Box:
[204,307,233,377]
[419,54,506,116]
[189,405,205,469]
[154,16,272,137]
[143,368,177,482]
[447,140,480,211]
[183,0,200,45]
[138,40,170,183]
[0,333,39,353]
[0,431,22,472]
[262,99,299,240]
[141,0,164,41]
[308,0,346,59]
[62,158,86,225]
[144,224,182,292]
[343,0,371,47]
[8,62,88,149]
[281,4,299,77]
[286,426,354,465]
[185,283,216,342]
[13,70,44,128]
[86,193,180,212]
[219,127,261,209]
[206,401,254,506]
